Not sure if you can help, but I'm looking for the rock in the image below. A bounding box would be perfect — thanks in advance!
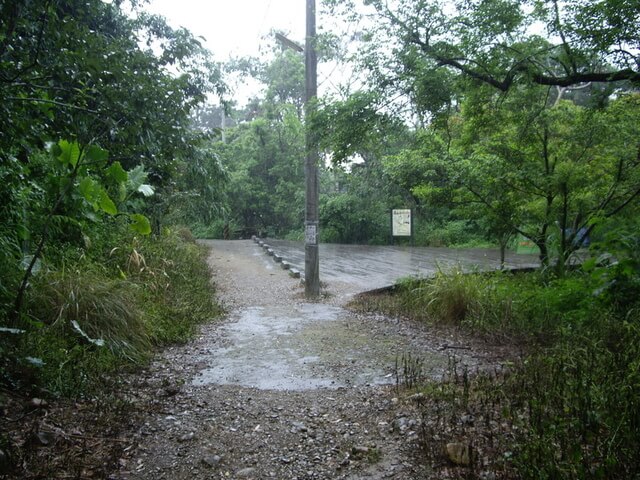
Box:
[407,393,425,403]
[351,445,369,457]
[163,385,180,396]
[201,454,222,467]
[290,421,308,433]
[392,417,408,433]
[460,414,475,425]
[29,398,48,408]
[34,430,56,447]
[446,442,471,466]
[236,467,257,477]
[177,432,194,442]
[480,472,497,480]
[289,269,301,278]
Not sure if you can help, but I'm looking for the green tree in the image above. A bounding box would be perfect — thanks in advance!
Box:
[400,84,640,268]
[0,0,224,319]
[314,92,413,244]
[345,0,639,100]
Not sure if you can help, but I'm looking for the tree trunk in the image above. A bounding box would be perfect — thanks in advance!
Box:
[537,241,549,267]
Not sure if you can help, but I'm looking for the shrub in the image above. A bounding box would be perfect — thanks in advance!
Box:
[417,220,488,247]
[1,227,220,396]
[362,267,640,478]
[28,271,149,360]
[511,313,640,479]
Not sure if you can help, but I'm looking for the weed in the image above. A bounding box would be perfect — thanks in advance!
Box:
[29,271,149,360]
[366,267,640,478]
[1,227,220,396]
[394,352,424,391]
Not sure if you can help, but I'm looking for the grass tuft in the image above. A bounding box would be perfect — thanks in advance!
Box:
[360,267,640,478]
[2,226,220,397]
[29,271,149,361]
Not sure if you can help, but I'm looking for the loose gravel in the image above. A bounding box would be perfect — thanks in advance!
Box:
[113,240,509,479]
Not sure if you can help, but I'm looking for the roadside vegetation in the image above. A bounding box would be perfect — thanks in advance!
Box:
[2,223,220,397]
[354,218,640,478]
[0,2,223,475]
[0,0,223,392]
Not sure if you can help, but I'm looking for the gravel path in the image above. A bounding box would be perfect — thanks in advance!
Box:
[116,240,506,479]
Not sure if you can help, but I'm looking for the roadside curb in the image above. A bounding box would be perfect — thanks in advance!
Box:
[252,236,303,280]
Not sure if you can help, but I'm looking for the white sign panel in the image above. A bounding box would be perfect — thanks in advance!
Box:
[305,224,318,245]
[392,209,412,237]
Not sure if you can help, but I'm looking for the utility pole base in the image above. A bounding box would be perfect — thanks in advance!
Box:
[305,243,320,297]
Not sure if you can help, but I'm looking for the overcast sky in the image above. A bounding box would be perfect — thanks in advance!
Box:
[144,0,307,61]
[141,0,366,105]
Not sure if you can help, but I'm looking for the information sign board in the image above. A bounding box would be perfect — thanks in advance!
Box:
[392,209,412,237]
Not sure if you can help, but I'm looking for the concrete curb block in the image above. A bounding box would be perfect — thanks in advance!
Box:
[289,268,301,278]
[255,237,301,279]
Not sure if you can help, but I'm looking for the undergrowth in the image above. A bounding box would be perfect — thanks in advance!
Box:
[359,267,640,478]
[1,222,220,397]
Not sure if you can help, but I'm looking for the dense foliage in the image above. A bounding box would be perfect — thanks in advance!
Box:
[323,0,640,477]
[1,0,224,394]
[203,1,638,254]
[355,259,640,478]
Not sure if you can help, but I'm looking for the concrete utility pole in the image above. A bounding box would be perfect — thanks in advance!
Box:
[304,0,320,297]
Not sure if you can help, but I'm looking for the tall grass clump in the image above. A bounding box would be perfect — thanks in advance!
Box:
[358,262,640,478]
[29,271,149,358]
[510,312,640,478]
[364,268,595,337]
[124,231,222,343]
[1,223,220,396]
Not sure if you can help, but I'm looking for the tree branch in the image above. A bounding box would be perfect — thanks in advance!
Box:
[7,97,99,114]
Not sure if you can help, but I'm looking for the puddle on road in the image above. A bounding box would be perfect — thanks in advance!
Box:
[192,304,449,391]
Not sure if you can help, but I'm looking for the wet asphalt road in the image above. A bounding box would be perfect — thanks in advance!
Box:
[261,239,540,292]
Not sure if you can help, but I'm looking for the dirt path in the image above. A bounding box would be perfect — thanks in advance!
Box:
[116,240,503,479]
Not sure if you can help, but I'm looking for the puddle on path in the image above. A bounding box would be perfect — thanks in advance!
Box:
[192,303,449,391]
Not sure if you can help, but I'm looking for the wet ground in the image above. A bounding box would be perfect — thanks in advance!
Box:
[190,303,453,392]
[115,240,515,479]
[189,241,461,393]
[262,239,540,292]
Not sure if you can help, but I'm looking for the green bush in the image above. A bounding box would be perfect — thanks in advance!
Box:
[1,227,220,396]
[415,220,490,247]
[384,269,599,336]
[133,231,221,343]
[511,313,640,479]
[283,229,303,241]
[361,267,640,478]
[28,271,149,360]
[190,220,225,239]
